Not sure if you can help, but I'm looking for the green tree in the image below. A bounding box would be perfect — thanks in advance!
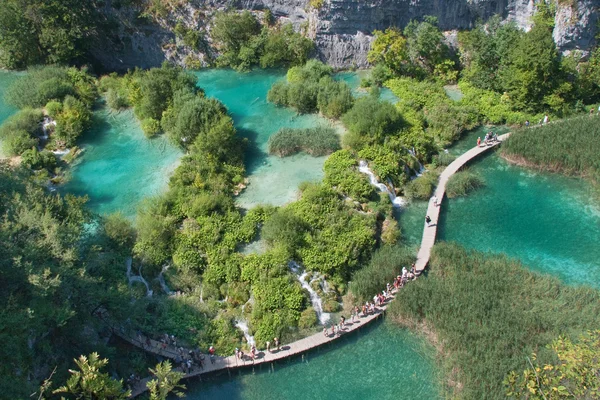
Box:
[367,28,409,74]
[53,353,130,399]
[147,361,185,400]
[403,16,450,75]
[505,331,600,399]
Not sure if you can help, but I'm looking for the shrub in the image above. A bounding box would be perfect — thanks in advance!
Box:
[431,152,456,168]
[404,170,439,199]
[53,95,92,147]
[298,308,317,329]
[323,150,375,202]
[141,118,161,138]
[20,148,56,171]
[0,109,43,155]
[446,170,485,198]
[341,97,403,149]
[267,126,340,157]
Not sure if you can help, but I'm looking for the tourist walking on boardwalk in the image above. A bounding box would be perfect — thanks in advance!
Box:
[250,345,256,361]
[525,120,530,127]
[477,137,481,147]
[426,215,432,227]
[209,345,216,364]
[354,306,360,320]
[331,325,336,336]
[361,304,367,317]
[274,337,280,351]
[323,327,328,337]
[543,114,548,124]
[432,195,438,206]
[266,340,271,352]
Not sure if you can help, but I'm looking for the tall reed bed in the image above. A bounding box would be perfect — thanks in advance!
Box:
[268,126,340,157]
[391,242,600,399]
[502,115,600,181]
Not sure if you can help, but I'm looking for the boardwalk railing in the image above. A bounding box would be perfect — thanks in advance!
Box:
[414,134,510,274]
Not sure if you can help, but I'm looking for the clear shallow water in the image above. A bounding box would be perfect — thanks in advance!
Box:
[335,70,399,103]
[399,125,600,286]
[194,69,338,209]
[62,108,182,217]
[183,322,439,400]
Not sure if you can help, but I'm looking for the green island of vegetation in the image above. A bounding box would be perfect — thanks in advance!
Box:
[1,1,600,398]
[267,126,340,157]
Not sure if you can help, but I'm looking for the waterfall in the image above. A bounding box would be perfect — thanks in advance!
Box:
[158,265,173,295]
[358,161,406,207]
[408,148,426,175]
[235,319,255,346]
[289,262,330,325]
[126,257,153,297]
[41,117,56,140]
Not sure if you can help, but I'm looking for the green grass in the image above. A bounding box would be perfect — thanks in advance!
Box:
[267,126,340,157]
[391,243,600,399]
[445,169,485,198]
[502,115,600,182]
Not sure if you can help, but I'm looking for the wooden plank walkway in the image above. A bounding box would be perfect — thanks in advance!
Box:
[414,133,510,274]
[127,293,395,397]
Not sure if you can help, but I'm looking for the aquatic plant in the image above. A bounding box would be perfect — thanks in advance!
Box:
[502,115,600,182]
[267,126,340,157]
[445,169,485,198]
[391,243,600,399]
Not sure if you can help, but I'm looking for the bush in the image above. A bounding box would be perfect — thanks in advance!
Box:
[431,152,456,168]
[298,308,317,329]
[323,150,375,202]
[0,109,43,155]
[267,61,350,116]
[341,97,403,150]
[141,118,161,138]
[20,148,56,171]
[267,126,340,157]
[349,245,414,304]
[446,170,485,198]
[53,96,92,147]
[404,170,439,199]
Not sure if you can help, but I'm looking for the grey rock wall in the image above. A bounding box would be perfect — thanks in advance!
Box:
[90,0,599,71]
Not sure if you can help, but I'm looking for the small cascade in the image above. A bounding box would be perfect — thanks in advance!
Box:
[289,262,330,325]
[41,117,56,140]
[358,160,406,207]
[158,265,173,295]
[408,148,426,175]
[235,319,255,346]
[126,257,153,297]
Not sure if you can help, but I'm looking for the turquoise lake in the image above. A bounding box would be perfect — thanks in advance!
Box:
[62,108,182,217]
[0,71,20,156]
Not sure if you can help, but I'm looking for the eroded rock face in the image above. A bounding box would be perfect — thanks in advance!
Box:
[90,0,599,71]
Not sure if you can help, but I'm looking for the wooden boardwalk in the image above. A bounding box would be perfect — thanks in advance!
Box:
[127,294,394,397]
[414,134,510,274]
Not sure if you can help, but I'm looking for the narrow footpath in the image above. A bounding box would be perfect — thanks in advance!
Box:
[414,134,510,273]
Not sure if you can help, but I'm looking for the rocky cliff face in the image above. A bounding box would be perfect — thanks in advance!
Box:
[91,0,599,71]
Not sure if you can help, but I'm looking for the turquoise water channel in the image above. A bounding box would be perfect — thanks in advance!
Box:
[0,71,20,156]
